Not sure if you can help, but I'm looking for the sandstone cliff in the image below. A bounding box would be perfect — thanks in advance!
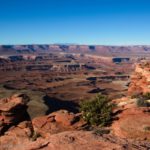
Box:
[128,61,150,95]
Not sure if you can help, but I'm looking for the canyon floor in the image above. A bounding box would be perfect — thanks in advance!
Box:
[0,45,150,149]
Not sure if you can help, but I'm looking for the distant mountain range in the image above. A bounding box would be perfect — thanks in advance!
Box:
[0,44,150,57]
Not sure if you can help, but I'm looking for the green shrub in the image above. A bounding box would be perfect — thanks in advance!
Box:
[135,92,150,107]
[79,94,115,126]
[143,92,150,99]
[136,98,149,107]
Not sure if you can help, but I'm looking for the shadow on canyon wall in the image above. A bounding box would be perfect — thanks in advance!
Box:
[43,95,79,114]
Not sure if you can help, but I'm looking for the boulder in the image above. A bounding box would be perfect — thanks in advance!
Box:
[0,94,30,134]
[32,110,86,136]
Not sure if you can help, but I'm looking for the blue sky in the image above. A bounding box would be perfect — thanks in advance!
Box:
[0,0,150,45]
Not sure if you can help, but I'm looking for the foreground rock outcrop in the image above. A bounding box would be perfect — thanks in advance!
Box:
[1,122,150,150]
[0,93,150,150]
[0,94,30,135]
[32,110,86,136]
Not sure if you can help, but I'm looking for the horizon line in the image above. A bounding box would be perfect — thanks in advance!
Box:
[0,43,150,47]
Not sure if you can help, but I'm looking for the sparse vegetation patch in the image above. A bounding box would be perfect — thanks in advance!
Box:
[80,94,115,126]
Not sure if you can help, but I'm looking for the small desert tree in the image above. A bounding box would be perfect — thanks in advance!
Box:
[80,94,115,126]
